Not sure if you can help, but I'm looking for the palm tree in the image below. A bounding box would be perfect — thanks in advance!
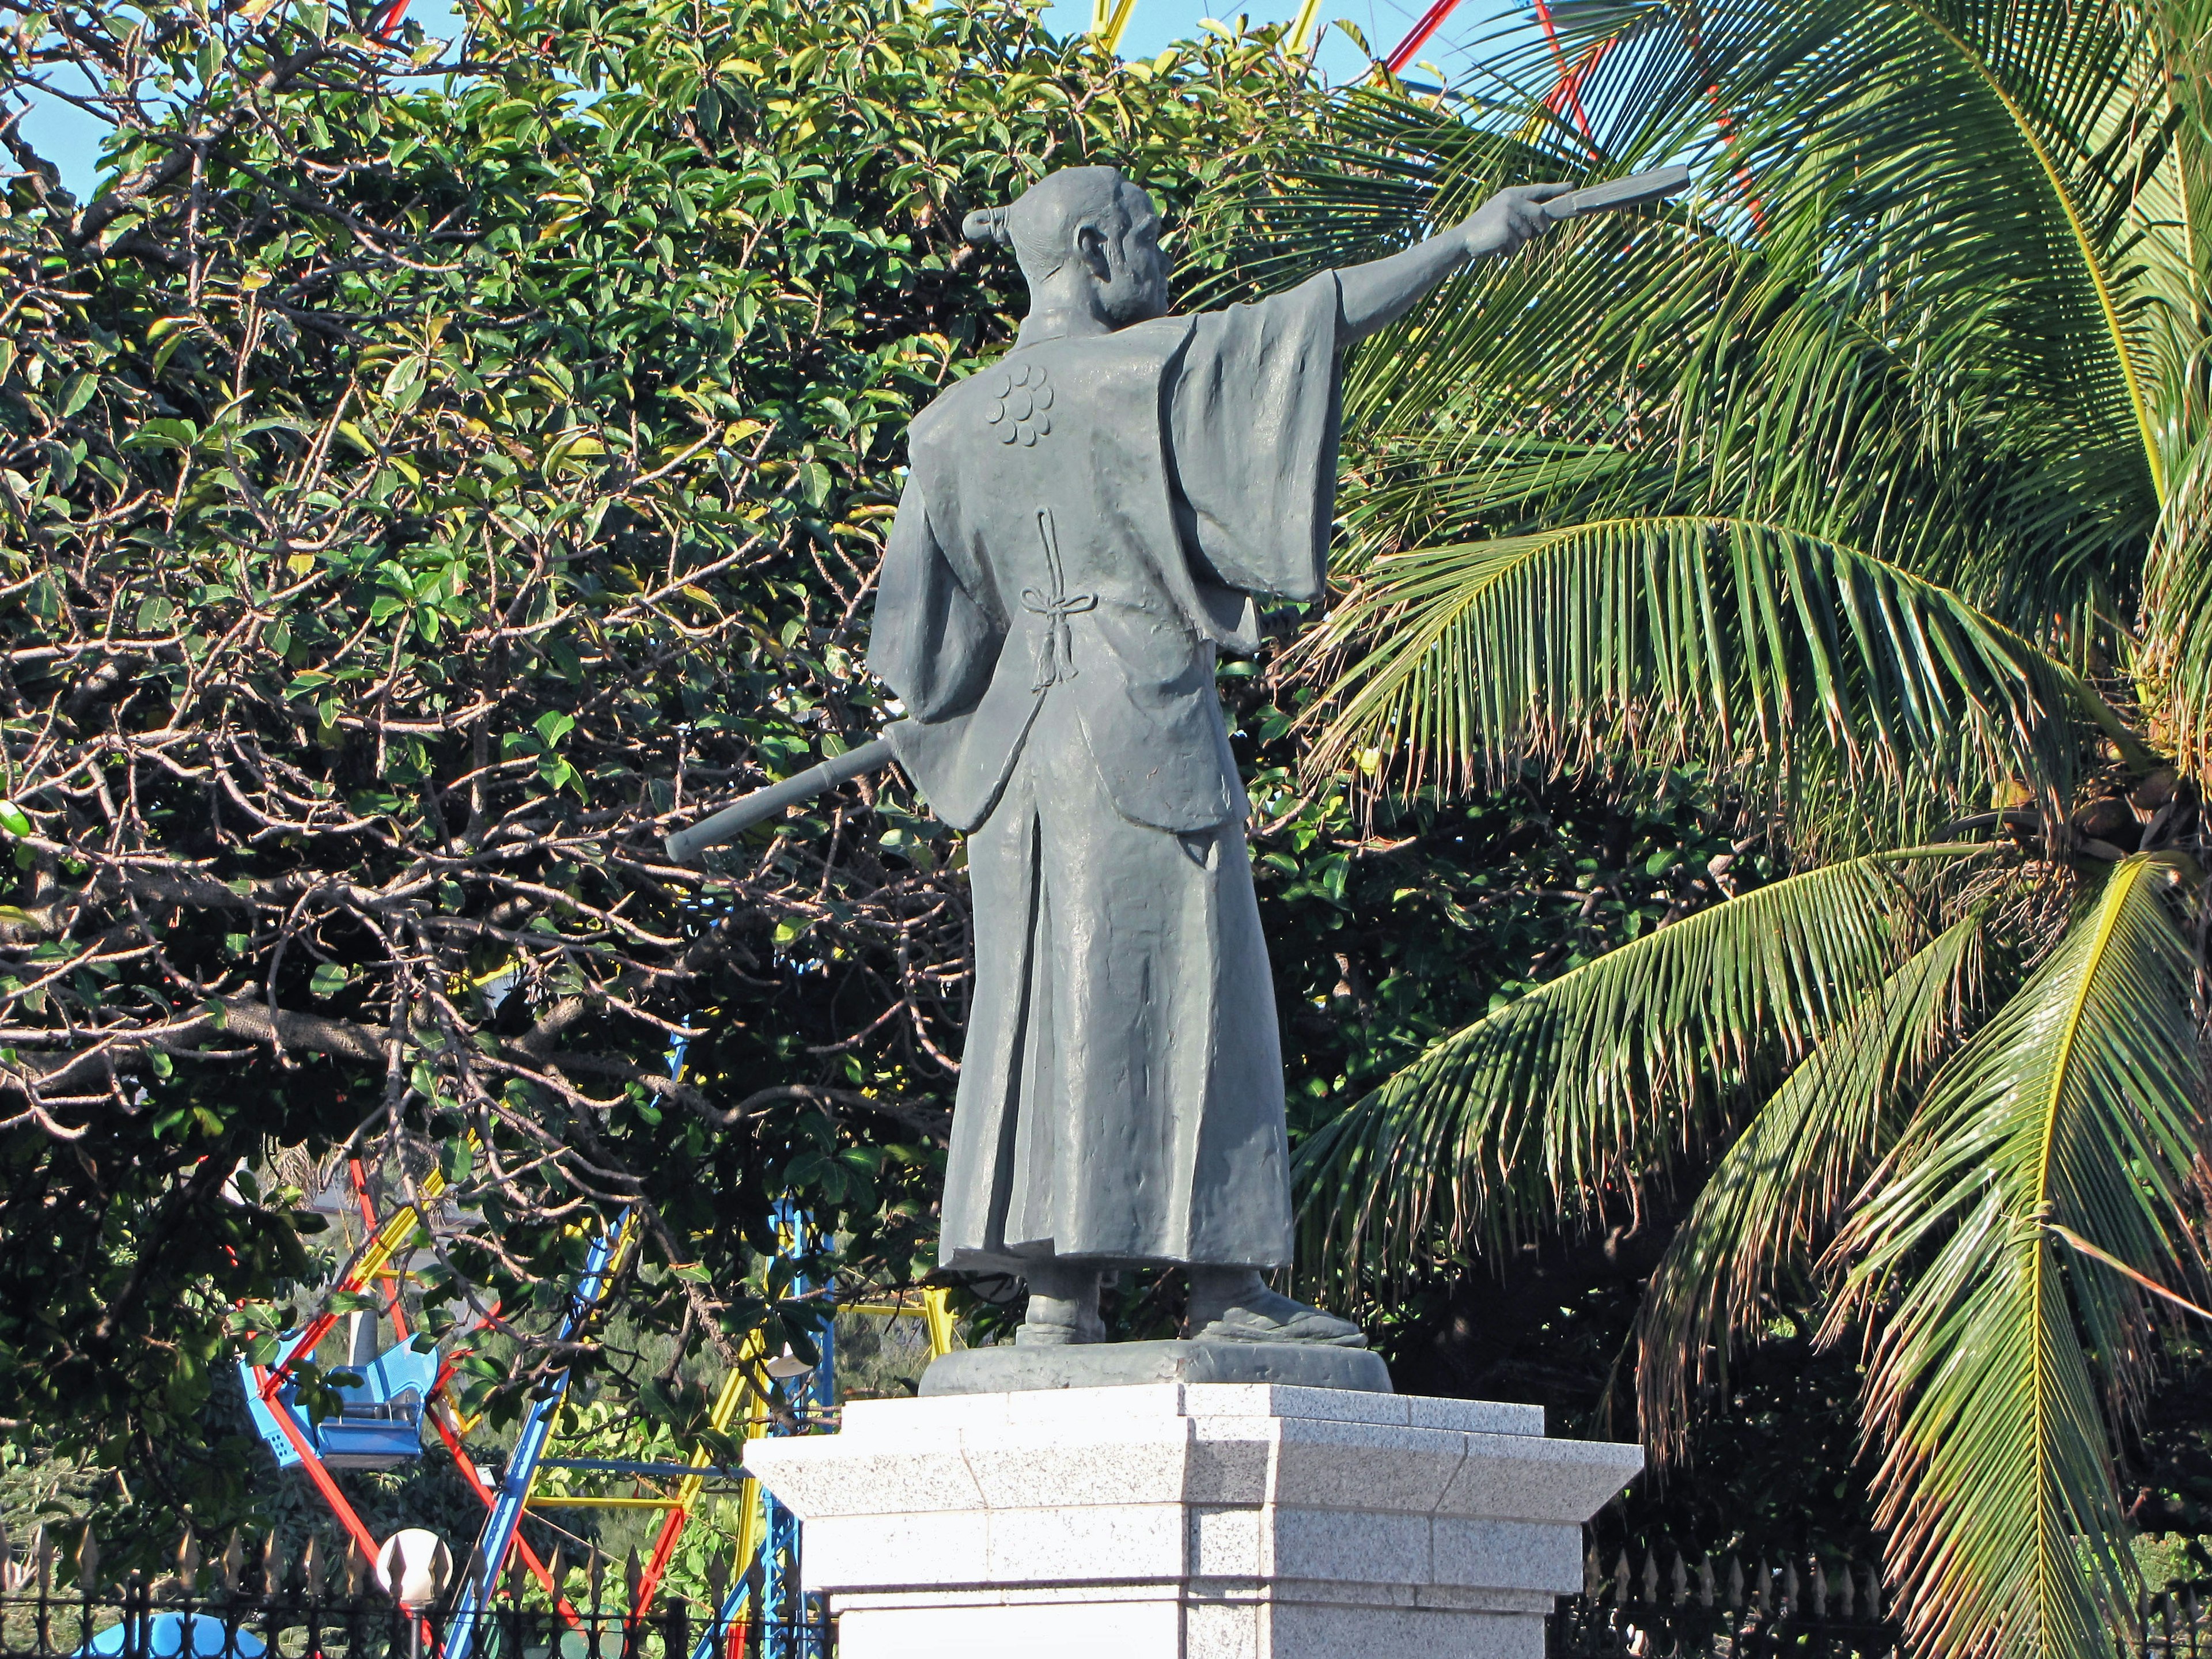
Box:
[1238,3,2212,1656]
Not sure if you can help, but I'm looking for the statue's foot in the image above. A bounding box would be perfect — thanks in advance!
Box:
[1014,1261,1105,1346]
[1187,1268,1367,1347]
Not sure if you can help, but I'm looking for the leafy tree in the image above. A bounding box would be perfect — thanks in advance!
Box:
[0,0,1343,1567]
[0,0,1988,1616]
[1280,4,2212,1656]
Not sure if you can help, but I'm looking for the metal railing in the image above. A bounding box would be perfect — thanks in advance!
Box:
[0,1530,830,1659]
[1551,1544,1900,1658]
[1552,1542,2209,1658]
[0,1586,831,1659]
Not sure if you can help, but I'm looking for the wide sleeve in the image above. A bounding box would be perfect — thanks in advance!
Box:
[1167,270,1343,605]
[865,471,999,721]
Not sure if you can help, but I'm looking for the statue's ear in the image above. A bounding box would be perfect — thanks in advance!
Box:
[1075,224,1113,283]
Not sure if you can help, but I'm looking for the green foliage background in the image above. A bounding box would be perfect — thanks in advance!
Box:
[0,0,1786,1576]
[0,0,1354,1571]
[6,0,2205,1640]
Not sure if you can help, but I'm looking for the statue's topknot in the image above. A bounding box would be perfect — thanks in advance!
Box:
[961,206,1014,249]
[958,168,1142,287]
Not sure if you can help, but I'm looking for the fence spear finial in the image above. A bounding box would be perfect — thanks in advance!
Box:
[344,1536,369,1597]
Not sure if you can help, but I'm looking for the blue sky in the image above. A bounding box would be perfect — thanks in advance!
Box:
[1038,0,1521,82]
[16,1,1521,198]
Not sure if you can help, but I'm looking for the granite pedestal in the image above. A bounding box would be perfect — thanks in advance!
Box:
[918,1339,1391,1395]
[742,1379,1643,1659]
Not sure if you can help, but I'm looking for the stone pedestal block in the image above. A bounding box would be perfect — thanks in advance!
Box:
[743,1381,1642,1659]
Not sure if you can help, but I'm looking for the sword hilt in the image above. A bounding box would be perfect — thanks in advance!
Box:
[664,737,897,863]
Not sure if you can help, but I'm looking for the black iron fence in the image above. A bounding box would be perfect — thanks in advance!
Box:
[1551,1545,1898,1658]
[7,1527,2202,1659]
[0,1530,828,1659]
[2133,1589,2210,1659]
[0,1586,835,1659]
[1551,1544,2209,1659]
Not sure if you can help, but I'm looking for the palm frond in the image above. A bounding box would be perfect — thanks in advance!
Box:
[2142,429,2212,778]
[1634,910,1992,1460]
[1292,845,1980,1290]
[1877,0,2175,502]
[1247,0,2184,668]
[1825,853,2209,1659]
[1286,515,2143,802]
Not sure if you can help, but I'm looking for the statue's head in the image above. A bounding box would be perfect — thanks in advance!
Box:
[963,166,1168,330]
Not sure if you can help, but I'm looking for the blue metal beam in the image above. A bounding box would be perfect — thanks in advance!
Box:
[443,1217,628,1659]
[692,1205,835,1659]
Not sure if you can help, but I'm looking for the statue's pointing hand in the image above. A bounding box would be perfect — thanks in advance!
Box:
[1458,183,1576,262]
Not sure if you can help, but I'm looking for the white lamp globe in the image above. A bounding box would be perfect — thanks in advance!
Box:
[764,1343,812,1381]
[374,1529,453,1611]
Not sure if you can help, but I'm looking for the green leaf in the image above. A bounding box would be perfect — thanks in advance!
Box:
[1294,846,1979,1285]
[1634,909,1992,1456]
[1293,518,2143,806]
[1830,854,2206,1658]
[309,964,351,999]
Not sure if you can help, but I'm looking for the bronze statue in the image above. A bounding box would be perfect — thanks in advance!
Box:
[669,163,1688,1372]
[869,167,1574,1350]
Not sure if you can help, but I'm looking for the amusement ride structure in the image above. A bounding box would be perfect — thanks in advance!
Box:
[235,1018,953,1659]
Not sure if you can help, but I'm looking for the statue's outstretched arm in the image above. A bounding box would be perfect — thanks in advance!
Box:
[1335,182,1572,344]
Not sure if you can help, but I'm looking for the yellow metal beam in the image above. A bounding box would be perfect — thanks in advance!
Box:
[1287,0,1325,59]
[523,1333,773,1524]
[1095,0,1139,52]
[922,1286,955,1359]
[844,1287,956,1360]
[350,1165,445,1289]
[658,1334,771,1521]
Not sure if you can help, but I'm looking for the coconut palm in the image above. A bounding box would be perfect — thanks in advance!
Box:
[1248,3,2212,1655]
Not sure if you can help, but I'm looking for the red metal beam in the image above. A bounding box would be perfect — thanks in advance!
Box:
[1533,0,1599,147]
[1384,0,1466,74]
[251,1384,431,1646]
[425,1382,585,1630]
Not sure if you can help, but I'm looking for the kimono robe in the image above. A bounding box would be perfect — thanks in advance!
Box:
[867,272,1344,1272]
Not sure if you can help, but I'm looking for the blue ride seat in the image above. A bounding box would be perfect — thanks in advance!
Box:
[238,1338,439,1471]
[78,1611,268,1658]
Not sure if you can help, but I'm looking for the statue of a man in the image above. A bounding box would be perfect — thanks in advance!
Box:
[868,165,1566,1349]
